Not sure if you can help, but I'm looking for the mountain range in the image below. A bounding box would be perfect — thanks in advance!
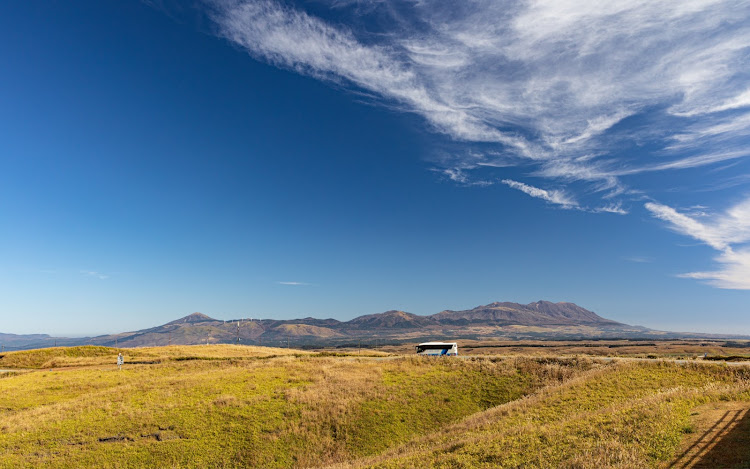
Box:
[0,301,740,351]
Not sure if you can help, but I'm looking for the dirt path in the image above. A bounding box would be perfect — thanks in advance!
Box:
[665,401,750,469]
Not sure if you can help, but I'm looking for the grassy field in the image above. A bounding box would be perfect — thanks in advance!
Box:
[349,361,750,468]
[0,345,748,468]
[381,339,750,360]
[0,344,317,369]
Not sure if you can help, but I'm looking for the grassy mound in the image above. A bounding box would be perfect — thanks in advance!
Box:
[0,350,592,468]
[1,346,748,469]
[0,346,115,369]
[354,361,750,469]
[0,344,312,369]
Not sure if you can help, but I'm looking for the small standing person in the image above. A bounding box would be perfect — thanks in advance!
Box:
[117,352,124,370]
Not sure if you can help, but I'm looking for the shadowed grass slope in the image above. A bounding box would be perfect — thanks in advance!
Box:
[343,361,750,469]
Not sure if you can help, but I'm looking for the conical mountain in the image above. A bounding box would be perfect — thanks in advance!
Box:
[165,312,217,326]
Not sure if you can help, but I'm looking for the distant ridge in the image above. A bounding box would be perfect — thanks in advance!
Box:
[2,301,746,350]
[346,310,439,330]
[433,301,622,327]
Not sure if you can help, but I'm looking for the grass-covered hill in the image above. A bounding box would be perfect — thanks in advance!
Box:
[1,345,749,468]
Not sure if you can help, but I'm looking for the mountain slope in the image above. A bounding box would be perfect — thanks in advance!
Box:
[433,301,623,327]
[4,301,739,350]
[165,312,216,326]
[345,310,440,330]
[78,302,647,347]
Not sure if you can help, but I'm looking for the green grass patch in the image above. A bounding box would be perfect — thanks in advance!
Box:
[0,346,117,368]
[362,361,750,469]
[2,347,747,469]
[0,353,590,468]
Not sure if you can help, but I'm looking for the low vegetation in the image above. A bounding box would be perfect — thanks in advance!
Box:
[0,345,748,468]
[350,361,750,468]
[386,339,750,360]
[0,345,313,369]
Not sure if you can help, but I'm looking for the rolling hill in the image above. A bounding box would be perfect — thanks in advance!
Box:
[1,346,749,468]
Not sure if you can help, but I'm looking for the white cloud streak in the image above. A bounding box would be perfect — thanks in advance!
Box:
[671,88,750,117]
[207,0,750,191]
[501,179,577,209]
[502,179,630,214]
[677,248,750,290]
[645,199,750,251]
[276,281,312,286]
[203,0,750,289]
[645,198,750,289]
[81,271,109,280]
[593,203,629,215]
[623,256,653,263]
[210,0,522,147]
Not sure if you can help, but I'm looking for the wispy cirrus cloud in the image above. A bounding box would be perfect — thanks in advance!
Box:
[677,248,750,290]
[276,281,312,286]
[206,0,750,192]
[593,203,629,215]
[199,0,750,288]
[624,256,653,263]
[81,270,109,280]
[645,197,750,289]
[501,179,577,209]
[645,199,750,251]
[501,179,630,214]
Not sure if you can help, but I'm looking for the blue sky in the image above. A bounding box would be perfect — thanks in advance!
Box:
[1,1,749,336]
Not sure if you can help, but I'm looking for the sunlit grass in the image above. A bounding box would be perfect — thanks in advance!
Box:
[353,361,750,469]
[0,347,588,468]
[0,344,313,369]
[1,346,748,468]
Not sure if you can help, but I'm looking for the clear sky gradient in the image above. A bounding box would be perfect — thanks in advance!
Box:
[1,1,749,336]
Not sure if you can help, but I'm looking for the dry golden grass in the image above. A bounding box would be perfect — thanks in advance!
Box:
[335,361,750,469]
[0,347,588,468]
[1,345,749,469]
[0,344,314,369]
[382,339,750,360]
